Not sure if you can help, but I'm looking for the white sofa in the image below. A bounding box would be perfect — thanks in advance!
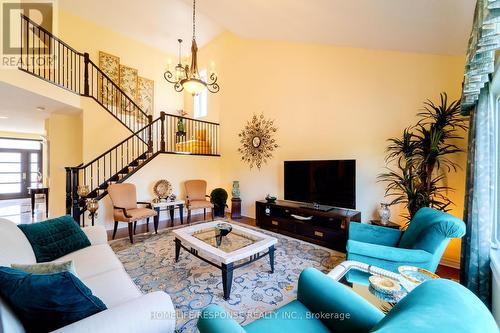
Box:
[0,218,176,333]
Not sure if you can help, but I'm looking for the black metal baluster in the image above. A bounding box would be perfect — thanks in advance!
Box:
[42,31,45,79]
[31,23,34,72]
[20,17,23,69]
[57,39,60,85]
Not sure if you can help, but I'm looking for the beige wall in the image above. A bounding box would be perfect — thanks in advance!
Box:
[44,112,83,216]
[199,33,467,266]
[80,98,131,162]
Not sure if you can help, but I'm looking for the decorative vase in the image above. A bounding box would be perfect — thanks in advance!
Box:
[86,199,99,214]
[232,181,240,198]
[379,203,391,225]
[77,185,90,198]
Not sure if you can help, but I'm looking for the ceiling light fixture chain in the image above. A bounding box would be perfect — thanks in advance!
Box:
[192,0,196,40]
[164,0,220,96]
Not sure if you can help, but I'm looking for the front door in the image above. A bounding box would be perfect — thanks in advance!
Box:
[0,146,42,200]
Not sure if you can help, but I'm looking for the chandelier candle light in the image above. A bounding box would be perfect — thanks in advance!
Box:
[164,0,219,96]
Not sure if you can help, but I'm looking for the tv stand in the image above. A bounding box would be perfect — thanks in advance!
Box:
[299,202,334,212]
[256,200,361,252]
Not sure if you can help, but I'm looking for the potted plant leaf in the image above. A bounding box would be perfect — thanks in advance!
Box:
[378,92,467,226]
[210,188,228,217]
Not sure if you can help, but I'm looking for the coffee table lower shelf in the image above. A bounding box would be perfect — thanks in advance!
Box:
[174,238,275,300]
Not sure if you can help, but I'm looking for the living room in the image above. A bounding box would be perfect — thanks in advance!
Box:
[0,0,498,332]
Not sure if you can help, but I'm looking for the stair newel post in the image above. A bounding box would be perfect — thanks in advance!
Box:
[65,167,72,215]
[147,115,153,153]
[71,168,81,224]
[83,52,90,96]
[160,111,166,152]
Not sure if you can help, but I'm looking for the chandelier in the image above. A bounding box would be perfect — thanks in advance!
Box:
[164,0,219,96]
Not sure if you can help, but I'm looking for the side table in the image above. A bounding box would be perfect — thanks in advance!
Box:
[231,198,241,219]
[151,200,185,229]
[328,260,418,309]
[370,219,401,229]
[28,187,49,218]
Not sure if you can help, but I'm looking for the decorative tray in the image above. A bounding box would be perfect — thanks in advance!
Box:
[398,266,439,284]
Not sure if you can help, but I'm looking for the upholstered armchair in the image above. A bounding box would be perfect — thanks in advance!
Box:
[347,207,466,273]
[107,183,157,243]
[197,268,497,333]
[185,179,214,222]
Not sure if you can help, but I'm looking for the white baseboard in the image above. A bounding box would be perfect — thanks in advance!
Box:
[440,257,460,269]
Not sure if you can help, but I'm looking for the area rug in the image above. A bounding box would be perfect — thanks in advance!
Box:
[110,221,345,333]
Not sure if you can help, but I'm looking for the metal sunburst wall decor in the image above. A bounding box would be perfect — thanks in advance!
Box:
[238,113,278,170]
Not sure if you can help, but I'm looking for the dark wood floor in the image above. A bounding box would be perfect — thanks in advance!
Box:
[109,214,459,280]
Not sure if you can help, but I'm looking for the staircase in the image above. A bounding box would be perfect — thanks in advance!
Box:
[19,14,220,225]
[19,14,150,133]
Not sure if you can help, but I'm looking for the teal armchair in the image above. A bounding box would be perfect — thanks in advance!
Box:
[347,207,466,273]
[197,268,498,333]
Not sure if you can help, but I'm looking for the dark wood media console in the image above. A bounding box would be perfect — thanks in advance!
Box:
[256,200,361,252]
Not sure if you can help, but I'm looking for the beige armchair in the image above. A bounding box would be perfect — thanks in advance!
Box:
[185,180,213,223]
[108,183,157,243]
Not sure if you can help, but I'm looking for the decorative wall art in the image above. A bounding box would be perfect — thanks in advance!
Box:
[238,113,278,170]
[153,179,173,201]
[137,76,154,116]
[119,64,138,112]
[98,51,120,106]
[98,51,155,116]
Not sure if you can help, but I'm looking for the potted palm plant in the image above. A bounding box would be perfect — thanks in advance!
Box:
[378,93,467,225]
[210,188,228,217]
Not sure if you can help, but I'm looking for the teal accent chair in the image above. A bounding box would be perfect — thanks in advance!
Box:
[197,268,498,333]
[347,207,466,273]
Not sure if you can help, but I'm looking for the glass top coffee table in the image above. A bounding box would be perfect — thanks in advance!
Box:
[173,221,278,300]
[328,261,419,311]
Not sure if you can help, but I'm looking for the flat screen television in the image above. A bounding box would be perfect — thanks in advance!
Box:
[284,160,356,209]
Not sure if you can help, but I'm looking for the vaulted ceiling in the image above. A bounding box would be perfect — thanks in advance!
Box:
[60,0,475,55]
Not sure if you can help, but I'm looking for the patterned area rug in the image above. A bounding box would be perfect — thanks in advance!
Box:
[110,221,345,333]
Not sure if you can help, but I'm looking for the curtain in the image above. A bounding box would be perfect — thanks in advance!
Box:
[461,0,500,115]
[460,0,500,307]
[460,86,495,307]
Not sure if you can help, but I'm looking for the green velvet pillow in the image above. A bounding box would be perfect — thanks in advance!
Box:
[0,266,106,333]
[18,215,91,263]
[11,260,78,276]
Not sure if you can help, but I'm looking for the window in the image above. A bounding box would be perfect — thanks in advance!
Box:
[194,69,208,119]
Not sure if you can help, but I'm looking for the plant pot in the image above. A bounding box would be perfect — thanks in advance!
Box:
[213,205,225,217]
[177,119,185,132]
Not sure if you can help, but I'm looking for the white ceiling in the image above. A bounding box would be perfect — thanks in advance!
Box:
[0,82,80,134]
[59,0,475,56]
[59,0,224,56]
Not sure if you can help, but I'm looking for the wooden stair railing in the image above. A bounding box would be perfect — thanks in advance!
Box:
[66,113,220,225]
[19,14,149,134]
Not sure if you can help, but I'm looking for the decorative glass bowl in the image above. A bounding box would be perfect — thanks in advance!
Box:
[215,223,233,237]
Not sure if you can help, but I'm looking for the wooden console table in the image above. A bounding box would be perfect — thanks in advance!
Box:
[256,200,361,252]
[28,187,49,218]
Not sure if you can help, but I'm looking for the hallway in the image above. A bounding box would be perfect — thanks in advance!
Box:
[0,198,46,224]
